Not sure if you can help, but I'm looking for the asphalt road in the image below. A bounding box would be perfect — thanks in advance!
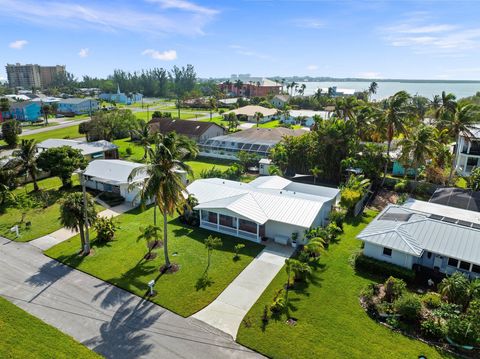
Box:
[0,237,263,359]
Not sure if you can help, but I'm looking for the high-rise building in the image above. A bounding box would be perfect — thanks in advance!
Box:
[5,63,66,89]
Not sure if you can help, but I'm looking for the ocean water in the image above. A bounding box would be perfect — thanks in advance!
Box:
[298,81,480,100]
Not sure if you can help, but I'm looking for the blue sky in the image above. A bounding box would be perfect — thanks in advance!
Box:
[1,0,480,80]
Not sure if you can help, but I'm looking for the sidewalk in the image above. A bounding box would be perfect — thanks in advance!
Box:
[29,203,133,251]
[192,242,294,339]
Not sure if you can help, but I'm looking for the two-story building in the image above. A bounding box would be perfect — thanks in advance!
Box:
[57,98,99,116]
[4,101,42,122]
[455,125,480,176]
[37,139,118,161]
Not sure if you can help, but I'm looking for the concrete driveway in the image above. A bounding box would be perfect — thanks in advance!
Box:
[0,237,263,359]
[193,242,294,339]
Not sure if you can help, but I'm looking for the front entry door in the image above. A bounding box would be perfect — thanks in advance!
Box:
[434,255,443,270]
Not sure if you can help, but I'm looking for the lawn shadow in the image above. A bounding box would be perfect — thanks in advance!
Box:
[83,296,162,358]
[195,273,214,291]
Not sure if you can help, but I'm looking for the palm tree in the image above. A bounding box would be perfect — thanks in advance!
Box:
[368,81,378,99]
[438,272,470,307]
[59,192,97,255]
[254,111,264,128]
[435,91,457,121]
[378,91,411,186]
[138,224,162,260]
[131,121,152,161]
[304,236,326,259]
[234,80,243,96]
[129,132,198,270]
[300,83,306,96]
[311,166,321,184]
[441,103,480,183]
[204,235,222,271]
[289,81,297,96]
[208,97,217,120]
[399,124,437,180]
[313,88,323,103]
[14,139,40,191]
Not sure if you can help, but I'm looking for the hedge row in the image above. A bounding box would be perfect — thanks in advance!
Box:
[354,253,415,283]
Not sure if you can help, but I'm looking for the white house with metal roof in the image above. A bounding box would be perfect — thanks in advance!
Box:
[186,175,340,245]
[37,139,118,161]
[455,125,480,176]
[358,199,480,279]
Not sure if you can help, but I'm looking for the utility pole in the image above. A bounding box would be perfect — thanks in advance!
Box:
[81,170,91,254]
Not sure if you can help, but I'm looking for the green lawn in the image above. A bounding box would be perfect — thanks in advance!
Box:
[199,116,229,127]
[135,111,200,121]
[237,210,454,359]
[20,122,59,130]
[45,206,264,317]
[0,176,102,242]
[21,125,83,143]
[0,296,101,359]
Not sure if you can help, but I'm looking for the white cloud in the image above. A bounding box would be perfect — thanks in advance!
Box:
[78,48,90,57]
[0,0,218,36]
[306,65,318,71]
[9,39,28,49]
[292,18,325,29]
[142,49,177,60]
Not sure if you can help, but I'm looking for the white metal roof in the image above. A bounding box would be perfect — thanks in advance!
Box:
[289,110,330,119]
[187,176,338,228]
[83,160,147,185]
[404,198,480,224]
[358,204,480,265]
[38,139,117,156]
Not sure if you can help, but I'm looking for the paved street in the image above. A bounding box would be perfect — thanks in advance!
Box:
[0,237,263,359]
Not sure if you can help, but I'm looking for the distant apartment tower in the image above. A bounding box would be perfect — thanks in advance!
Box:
[6,63,66,89]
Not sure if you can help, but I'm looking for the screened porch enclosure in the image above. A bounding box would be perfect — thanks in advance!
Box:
[200,210,265,242]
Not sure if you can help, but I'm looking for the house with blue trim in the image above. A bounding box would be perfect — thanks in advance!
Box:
[4,101,42,122]
[99,85,143,105]
[358,199,480,279]
[57,98,99,115]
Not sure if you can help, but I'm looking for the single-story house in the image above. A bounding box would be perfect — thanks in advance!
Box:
[57,98,99,115]
[357,199,480,279]
[4,101,42,122]
[271,95,290,109]
[455,124,480,176]
[198,127,307,159]
[225,105,278,123]
[83,160,148,204]
[37,139,119,160]
[282,109,331,127]
[148,118,226,143]
[187,175,340,245]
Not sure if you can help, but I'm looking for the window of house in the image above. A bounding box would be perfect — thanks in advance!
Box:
[472,264,480,274]
[448,258,459,267]
[382,247,392,257]
[460,261,471,271]
[427,252,432,259]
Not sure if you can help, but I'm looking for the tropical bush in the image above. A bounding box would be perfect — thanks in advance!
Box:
[93,216,117,242]
[394,179,408,192]
[394,294,422,322]
[438,272,470,307]
[421,318,445,340]
[468,167,480,191]
[270,289,286,313]
[339,188,362,213]
[353,254,415,282]
[328,208,346,230]
[1,120,22,147]
[447,316,479,346]
[422,292,442,309]
[384,276,407,303]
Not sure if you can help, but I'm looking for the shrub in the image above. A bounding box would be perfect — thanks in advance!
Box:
[125,147,133,156]
[93,216,117,242]
[386,316,400,329]
[422,292,442,309]
[1,120,22,147]
[394,179,408,192]
[385,276,407,303]
[328,208,346,230]
[394,294,422,322]
[447,316,479,346]
[414,182,432,197]
[270,289,286,313]
[421,318,445,340]
[432,303,462,320]
[325,222,342,242]
[468,167,480,191]
[354,254,415,283]
[233,243,245,260]
[438,272,470,307]
[339,188,362,212]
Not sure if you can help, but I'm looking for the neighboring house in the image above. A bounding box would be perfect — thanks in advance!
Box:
[5,101,42,121]
[455,125,480,176]
[83,160,148,204]
[187,175,340,245]
[31,96,61,105]
[148,118,226,142]
[218,98,239,108]
[282,109,331,127]
[99,85,143,105]
[37,139,119,160]
[271,94,290,109]
[357,199,480,279]
[319,86,357,97]
[57,98,99,115]
[199,127,307,159]
[225,105,278,123]
[220,78,281,97]
[259,158,273,175]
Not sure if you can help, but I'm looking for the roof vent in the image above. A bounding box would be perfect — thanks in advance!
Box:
[280,191,283,194]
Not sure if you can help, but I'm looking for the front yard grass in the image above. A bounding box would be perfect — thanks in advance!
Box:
[21,125,83,143]
[0,176,102,242]
[45,205,264,317]
[236,210,455,359]
[0,296,101,359]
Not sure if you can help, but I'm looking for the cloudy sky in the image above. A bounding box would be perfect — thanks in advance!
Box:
[1,0,480,80]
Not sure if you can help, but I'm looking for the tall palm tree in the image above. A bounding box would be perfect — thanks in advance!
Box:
[254,111,264,127]
[399,124,437,180]
[300,83,306,96]
[368,81,378,99]
[59,192,97,255]
[289,81,297,96]
[378,91,411,186]
[131,121,152,161]
[313,88,323,102]
[208,97,217,121]
[441,103,480,182]
[435,91,457,121]
[129,132,198,270]
[14,139,40,191]
[234,80,243,96]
